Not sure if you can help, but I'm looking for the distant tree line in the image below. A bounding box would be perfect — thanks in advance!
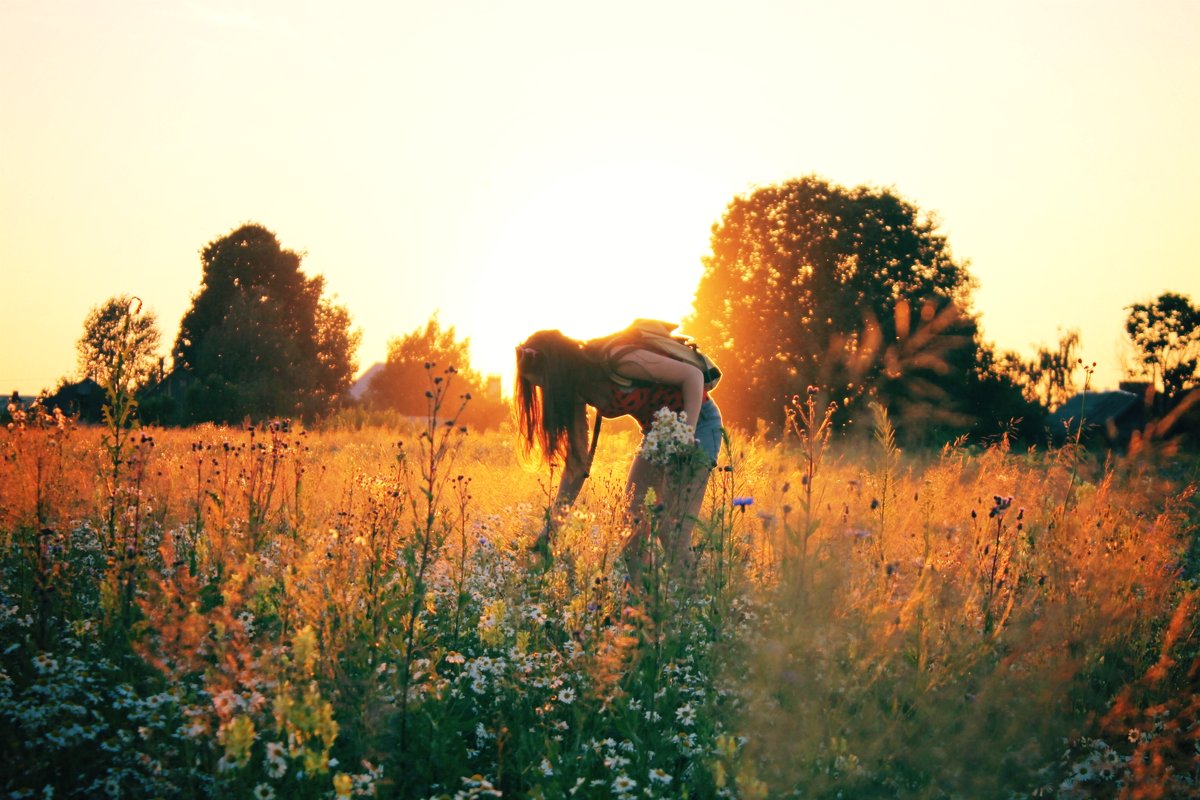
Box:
[54,223,506,429]
[29,182,1199,443]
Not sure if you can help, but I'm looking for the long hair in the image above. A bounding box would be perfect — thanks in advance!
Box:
[514,330,598,466]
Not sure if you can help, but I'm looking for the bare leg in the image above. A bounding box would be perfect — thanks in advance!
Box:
[662,464,712,574]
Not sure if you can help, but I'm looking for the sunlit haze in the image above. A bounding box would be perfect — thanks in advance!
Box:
[2,0,1197,398]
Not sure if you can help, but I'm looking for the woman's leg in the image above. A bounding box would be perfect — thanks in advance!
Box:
[622,455,662,590]
[662,398,722,568]
[663,465,711,569]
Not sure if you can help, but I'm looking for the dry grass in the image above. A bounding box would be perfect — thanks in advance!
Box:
[0,391,1197,799]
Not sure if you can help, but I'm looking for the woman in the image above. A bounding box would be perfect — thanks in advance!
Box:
[515,327,724,583]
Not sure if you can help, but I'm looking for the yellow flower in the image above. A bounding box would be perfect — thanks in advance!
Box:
[221,715,255,768]
[333,772,353,798]
[479,600,507,647]
[293,625,319,675]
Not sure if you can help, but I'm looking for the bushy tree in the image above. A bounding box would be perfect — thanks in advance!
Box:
[1125,292,1200,401]
[993,330,1083,410]
[173,224,359,423]
[366,315,507,430]
[76,295,161,393]
[687,175,1016,440]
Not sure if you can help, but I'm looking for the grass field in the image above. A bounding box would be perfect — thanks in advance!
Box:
[1,385,1198,799]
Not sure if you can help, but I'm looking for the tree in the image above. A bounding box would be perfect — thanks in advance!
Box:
[994,330,1083,410]
[366,315,508,429]
[687,175,994,437]
[173,224,360,423]
[1124,292,1200,401]
[76,295,161,393]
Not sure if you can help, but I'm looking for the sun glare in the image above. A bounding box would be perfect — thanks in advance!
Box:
[459,157,728,389]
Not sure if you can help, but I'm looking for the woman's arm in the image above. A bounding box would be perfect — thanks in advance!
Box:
[613,349,705,429]
[537,405,594,544]
[554,406,593,508]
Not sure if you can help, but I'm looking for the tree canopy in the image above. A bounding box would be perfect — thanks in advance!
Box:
[173,224,359,423]
[1124,291,1200,401]
[76,294,161,393]
[686,175,1028,439]
[993,329,1083,411]
[366,315,507,430]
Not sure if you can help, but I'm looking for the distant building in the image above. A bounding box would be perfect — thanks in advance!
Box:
[45,378,106,423]
[137,368,198,425]
[7,391,37,410]
[348,363,384,402]
[1046,390,1145,447]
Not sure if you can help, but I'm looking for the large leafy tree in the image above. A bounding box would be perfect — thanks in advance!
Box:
[76,294,161,393]
[687,175,1006,437]
[1124,291,1200,401]
[366,315,507,429]
[173,224,360,422]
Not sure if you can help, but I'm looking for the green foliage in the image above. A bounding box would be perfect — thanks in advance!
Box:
[1125,291,1200,400]
[687,175,1029,442]
[173,224,360,423]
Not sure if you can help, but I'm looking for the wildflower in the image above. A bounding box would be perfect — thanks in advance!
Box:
[253,784,276,800]
[539,757,554,776]
[180,722,206,739]
[989,495,1014,518]
[649,767,673,785]
[612,774,637,794]
[558,686,576,704]
[32,652,59,675]
[333,772,353,799]
[675,703,697,726]
[641,407,704,467]
[265,740,288,778]
[732,496,754,508]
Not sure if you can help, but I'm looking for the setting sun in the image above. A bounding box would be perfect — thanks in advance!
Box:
[455,153,731,387]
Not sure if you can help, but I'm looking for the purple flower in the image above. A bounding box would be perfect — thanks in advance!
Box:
[732,497,754,508]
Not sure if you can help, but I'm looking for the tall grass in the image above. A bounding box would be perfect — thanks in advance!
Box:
[0,396,1196,798]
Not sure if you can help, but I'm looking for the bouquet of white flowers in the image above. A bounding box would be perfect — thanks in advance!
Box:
[640,407,706,470]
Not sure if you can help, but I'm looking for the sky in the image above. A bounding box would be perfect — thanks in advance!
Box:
[2,0,1198,398]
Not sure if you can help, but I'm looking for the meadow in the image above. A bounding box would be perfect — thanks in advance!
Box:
[1,376,1198,799]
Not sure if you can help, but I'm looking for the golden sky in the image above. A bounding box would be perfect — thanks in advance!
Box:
[2,0,1197,396]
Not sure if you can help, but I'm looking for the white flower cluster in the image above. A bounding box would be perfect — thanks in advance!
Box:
[640,407,701,467]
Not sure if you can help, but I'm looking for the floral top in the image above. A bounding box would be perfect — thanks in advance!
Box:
[591,382,708,432]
